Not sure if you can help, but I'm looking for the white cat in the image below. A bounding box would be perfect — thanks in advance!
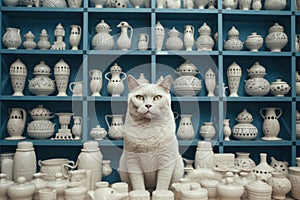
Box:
[118,75,184,191]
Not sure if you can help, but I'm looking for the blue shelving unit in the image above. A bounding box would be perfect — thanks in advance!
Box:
[0,0,300,182]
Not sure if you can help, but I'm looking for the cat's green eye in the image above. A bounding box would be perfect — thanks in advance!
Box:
[153,95,162,101]
[136,95,144,101]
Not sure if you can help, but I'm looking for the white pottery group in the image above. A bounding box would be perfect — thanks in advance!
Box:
[223,0,286,10]
[224,23,288,52]
[3,0,83,8]
[2,23,81,50]
[1,140,300,200]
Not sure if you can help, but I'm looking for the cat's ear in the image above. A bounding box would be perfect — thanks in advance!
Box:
[128,75,141,92]
[158,75,172,93]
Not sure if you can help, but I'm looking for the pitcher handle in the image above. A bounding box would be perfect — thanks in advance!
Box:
[128,25,133,40]
[62,160,76,178]
[173,111,179,120]
[38,160,42,167]
[145,33,149,42]
[78,25,82,36]
[104,72,111,81]
[105,115,112,128]
[21,108,27,127]
[191,25,194,35]
[69,82,75,92]
[120,72,127,81]
[276,108,283,119]
[259,108,266,119]
[89,70,94,78]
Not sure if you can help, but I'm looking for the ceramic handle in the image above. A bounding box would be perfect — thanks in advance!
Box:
[173,112,179,120]
[129,25,133,40]
[259,108,266,119]
[120,72,127,81]
[38,160,42,167]
[89,70,93,78]
[104,72,111,81]
[145,33,149,42]
[191,26,194,35]
[275,108,283,119]
[69,82,75,92]
[62,160,76,178]
[21,108,27,127]
[105,115,112,128]
[78,25,82,36]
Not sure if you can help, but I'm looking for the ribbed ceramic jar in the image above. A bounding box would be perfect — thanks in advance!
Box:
[246,175,272,200]
[13,141,37,182]
[194,141,215,169]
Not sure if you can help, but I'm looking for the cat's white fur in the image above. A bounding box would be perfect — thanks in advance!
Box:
[118,75,184,191]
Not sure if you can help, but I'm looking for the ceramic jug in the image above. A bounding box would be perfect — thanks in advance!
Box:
[183,25,194,51]
[105,63,127,96]
[69,81,83,96]
[138,33,149,51]
[260,107,282,141]
[105,114,124,139]
[89,69,102,96]
[116,21,133,51]
[69,25,81,50]
[2,27,22,49]
[177,114,194,140]
[72,116,82,140]
[6,108,27,140]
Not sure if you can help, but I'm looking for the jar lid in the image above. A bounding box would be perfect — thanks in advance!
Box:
[9,177,35,193]
[24,31,35,39]
[235,109,253,123]
[271,78,287,85]
[269,23,284,33]
[110,63,122,72]
[198,22,211,36]
[176,60,199,75]
[83,141,99,151]
[247,62,266,77]
[33,61,51,75]
[17,141,33,150]
[30,105,53,120]
[228,26,239,37]
[197,141,212,150]
[168,27,180,36]
[96,19,111,32]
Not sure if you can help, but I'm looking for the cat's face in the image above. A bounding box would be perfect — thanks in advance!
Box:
[127,75,172,120]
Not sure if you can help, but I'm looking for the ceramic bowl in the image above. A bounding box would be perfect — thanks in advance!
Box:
[27,120,55,140]
[270,79,290,96]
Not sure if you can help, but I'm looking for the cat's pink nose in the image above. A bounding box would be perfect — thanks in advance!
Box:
[145,104,152,109]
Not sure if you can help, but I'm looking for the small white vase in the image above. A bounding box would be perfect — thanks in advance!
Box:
[177,114,194,140]
[205,68,216,96]
[23,31,36,50]
[9,59,27,96]
[223,119,231,141]
[239,0,251,10]
[54,59,70,96]
[156,21,165,51]
[69,25,81,50]
[138,33,149,51]
[116,21,133,51]
[2,27,22,50]
[183,25,194,51]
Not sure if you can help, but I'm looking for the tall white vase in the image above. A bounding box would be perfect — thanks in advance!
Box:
[89,69,102,96]
[69,25,81,50]
[205,68,216,96]
[156,21,165,51]
[54,59,70,96]
[9,59,27,96]
[227,61,242,97]
[183,25,194,51]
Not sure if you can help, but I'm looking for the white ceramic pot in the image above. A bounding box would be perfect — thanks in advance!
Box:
[105,63,127,97]
[37,29,51,50]
[260,107,282,140]
[289,167,300,200]
[227,61,242,97]
[23,31,36,50]
[166,27,183,51]
[246,174,272,200]
[54,59,70,96]
[181,183,208,200]
[234,152,256,170]
[183,25,194,51]
[232,109,258,140]
[265,23,288,52]
[39,188,56,200]
[217,174,244,200]
[223,0,238,9]
[9,59,27,96]
[252,153,275,181]
[196,23,214,51]
[92,20,114,50]
[264,0,286,10]
[64,181,87,200]
[270,79,290,96]
[156,21,165,51]
[194,141,215,169]
[13,142,37,182]
[67,0,82,7]
[138,33,149,50]
[2,27,22,49]
[199,122,216,140]
[43,0,67,7]
[116,21,133,51]
[47,173,69,200]
[224,26,243,51]
[0,153,14,181]
[31,173,48,200]
[8,177,35,200]
[252,0,262,9]
[130,0,145,7]
[177,114,194,140]
[245,32,263,52]
[167,0,181,8]
[267,172,291,199]
[69,81,83,96]
[27,120,55,140]
[90,125,107,140]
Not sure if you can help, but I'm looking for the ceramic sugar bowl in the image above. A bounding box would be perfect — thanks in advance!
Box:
[90,125,107,140]
[265,23,288,52]
[245,32,264,52]
[232,109,258,140]
[7,176,36,200]
[270,79,290,96]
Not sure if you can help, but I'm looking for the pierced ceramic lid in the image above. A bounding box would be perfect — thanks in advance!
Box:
[246,175,272,193]
[247,32,262,39]
[269,23,284,33]
[96,19,111,33]
[198,22,211,36]
[110,63,122,72]
[33,61,51,75]
[228,26,239,37]
[29,105,53,120]
[247,62,266,77]
[236,109,253,123]
[168,27,180,36]
[40,29,49,37]
[24,31,35,39]
[176,61,199,76]
[270,79,289,86]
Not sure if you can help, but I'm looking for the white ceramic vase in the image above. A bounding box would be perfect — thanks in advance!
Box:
[223,119,231,141]
[105,114,124,139]
[105,63,127,96]
[156,21,165,51]
[252,153,275,181]
[9,59,27,96]
[72,116,82,140]
[116,21,133,51]
[239,0,251,9]
[265,23,288,52]
[252,0,262,9]
[69,81,83,96]
[183,25,194,51]
[223,0,238,9]
[289,167,300,200]
[138,33,149,50]
[37,29,51,50]
[194,141,215,169]
[2,27,22,49]
[205,68,216,96]
[264,0,286,10]
[0,153,14,181]
[245,32,263,52]
[6,108,26,140]
[177,114,194,140]
[23,31,36,50]
[224,26,243,51]
[260,107,282,140]
[267,172,291,200]
[89,69,102,96]
[196,22,214,51]
[226,61,242,97]
[69,25,81,50]
[54,59,70,96]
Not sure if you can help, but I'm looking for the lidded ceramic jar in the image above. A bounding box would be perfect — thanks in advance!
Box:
[270,79,290,96]
[28,61,56,96]
[92,19,114,50]
[224,26,243,51]
[0,173,14,200]
[244,62,270,96]
[253,153,275,181]
[265,23,288,52]
[27,105,55,140]
[217,172,244,200]
[7,176,36,200]
[90,125,107,140]
[245,32,263,52]
[246,175,272,200]
[37,29,51,50]
[196,22,214,51]
[165,27,183,51]
[267,171,291,200]
[23,31,36,50]
[156,21,165,51]
[199,122,216,140]
[173,61,202,96]
[194,141,215,169]
[232,109,258,140]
